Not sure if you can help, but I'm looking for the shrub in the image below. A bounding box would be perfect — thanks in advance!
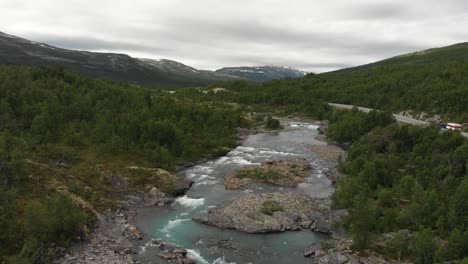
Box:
[235,169,284,180]
[261,200,283,216]
[265,116,282,130]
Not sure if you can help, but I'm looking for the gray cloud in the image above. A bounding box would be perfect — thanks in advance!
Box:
[29,34,170,54]
[343,3,415,20]
[1,0,467,72]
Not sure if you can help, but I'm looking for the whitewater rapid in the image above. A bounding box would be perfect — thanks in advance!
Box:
[134,120,334,264]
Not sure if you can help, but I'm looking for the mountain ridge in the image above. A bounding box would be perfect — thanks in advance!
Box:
[0,31,306,86]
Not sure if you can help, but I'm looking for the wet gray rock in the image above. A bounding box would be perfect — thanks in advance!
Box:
[310,209,349,237]
[304,242,324,257]
[158,247,195,264]
[142,187,174,207]
[318,125,326,134]
[171,175,192,196]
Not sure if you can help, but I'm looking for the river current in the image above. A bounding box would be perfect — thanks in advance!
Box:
[134,121,334,264]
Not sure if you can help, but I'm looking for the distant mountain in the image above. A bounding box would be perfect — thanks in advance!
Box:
[139,58,240,84]
[216,66,306,82]
[0,31,238,86]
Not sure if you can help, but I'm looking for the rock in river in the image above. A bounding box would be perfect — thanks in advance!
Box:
[193,192,328,233]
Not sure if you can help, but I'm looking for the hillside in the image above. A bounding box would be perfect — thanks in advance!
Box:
[203,43,468,121]
[339,42,468,71]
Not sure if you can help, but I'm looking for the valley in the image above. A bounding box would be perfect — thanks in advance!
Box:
[0,30,467,264]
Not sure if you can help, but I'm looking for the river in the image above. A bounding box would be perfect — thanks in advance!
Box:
[133,120,335,264]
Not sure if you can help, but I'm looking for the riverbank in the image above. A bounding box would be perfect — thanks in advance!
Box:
[55,123,264,264]
[57,118,349,264]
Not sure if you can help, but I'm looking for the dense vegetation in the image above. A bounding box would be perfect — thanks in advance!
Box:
[328,112,468,263]
[0,66,247,263]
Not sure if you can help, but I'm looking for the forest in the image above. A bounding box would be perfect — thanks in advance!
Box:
[0,66,247,263]
[326,110,468,263]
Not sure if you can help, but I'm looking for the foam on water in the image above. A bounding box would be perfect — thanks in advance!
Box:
[201,174,216,180]
[188,165,214,175]
[139,240,155,253]
[161,218,190,234]
[235,146,256,152]
[213,257,237,264]
[187,249,210,264]
[307,124,320,130]
[258,149,298,156]
[175,196,205,208]
[289,122,320,130]
[186,165,215,181]
[214,156,260,166]
[195,180,218,186]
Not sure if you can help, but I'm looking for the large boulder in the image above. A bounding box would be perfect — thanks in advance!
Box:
[310,209,349,237]
[126,166,192,196]
[304,242,325,257]
[142,187,174,207]
[171,175,192,196]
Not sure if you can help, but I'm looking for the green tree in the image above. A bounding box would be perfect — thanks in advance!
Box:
[411,229,436,264]
[349,195,376,250]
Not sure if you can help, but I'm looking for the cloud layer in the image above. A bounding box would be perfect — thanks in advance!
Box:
[1,0,468,72]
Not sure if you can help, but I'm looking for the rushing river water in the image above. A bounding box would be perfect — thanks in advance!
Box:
[134,121,334,264]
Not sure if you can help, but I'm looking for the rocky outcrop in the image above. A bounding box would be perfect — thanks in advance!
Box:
[126,166,192,196]
[224,159,312,190]
[141,187,174,207]
[310,209,349,238]
[156,242,195,264]
[304,239,406,264]
[193,192,328,233]
[56,208,140,264]
[56,180,177,264]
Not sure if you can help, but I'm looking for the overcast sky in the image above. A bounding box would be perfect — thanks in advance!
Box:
[1,0,468,72]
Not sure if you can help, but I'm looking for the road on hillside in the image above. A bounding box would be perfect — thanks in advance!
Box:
[328,103,468,138]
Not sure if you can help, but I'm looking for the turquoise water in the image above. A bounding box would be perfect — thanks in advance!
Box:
[134,121,333,264]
